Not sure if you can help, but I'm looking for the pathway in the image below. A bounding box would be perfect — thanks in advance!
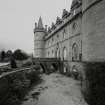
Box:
[22,73,88,105]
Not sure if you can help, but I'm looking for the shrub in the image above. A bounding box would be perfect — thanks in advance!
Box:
[13,49,29,61]
[3,94,20,105]
[33,65,41,71]
[26,70,41,85]
[22,61,32,67]
[3,68,41,105]
[8,73,30,100]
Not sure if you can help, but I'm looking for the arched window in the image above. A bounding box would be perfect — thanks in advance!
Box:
[63,47,67,60]
[63,29,66,39]
[57,34,59,38]
[52,50,54,57]
[72,43,79,61]
[56,48,60,58]
[48,51,49,57]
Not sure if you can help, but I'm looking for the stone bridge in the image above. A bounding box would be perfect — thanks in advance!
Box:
[32,58,63,73]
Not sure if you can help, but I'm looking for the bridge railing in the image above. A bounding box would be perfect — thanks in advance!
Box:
[32,57,61,62]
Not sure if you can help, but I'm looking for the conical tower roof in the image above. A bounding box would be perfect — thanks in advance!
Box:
[38,16,43,29]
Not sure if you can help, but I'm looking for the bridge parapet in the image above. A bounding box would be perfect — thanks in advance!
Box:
[32,58,62,74]
[32,58,61,62]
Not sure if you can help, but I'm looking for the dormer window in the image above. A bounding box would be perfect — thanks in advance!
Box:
[51,22,56,30]
[71,0,82,13]
[56,17,62,25]
[62,9,69,19]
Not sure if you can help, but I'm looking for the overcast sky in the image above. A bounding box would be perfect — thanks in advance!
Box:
[0,0,72,54]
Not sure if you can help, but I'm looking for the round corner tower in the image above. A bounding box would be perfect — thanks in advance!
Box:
[34,17,46,58]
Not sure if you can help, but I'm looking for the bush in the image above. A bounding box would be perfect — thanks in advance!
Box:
[10,56,17,68]
[26,70,41,85]
[13,49,28,61]
[3,94,20,105]
[2,68,42,105]
[8,73,30,99]
[33,65,41,71]
[22,61,32,67]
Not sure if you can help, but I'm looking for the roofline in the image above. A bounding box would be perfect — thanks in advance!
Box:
[44,9,82,41]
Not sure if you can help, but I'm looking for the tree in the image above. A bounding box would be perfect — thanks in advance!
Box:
[6,50,12,58]
[5,50,13,62]
[13,49,28,60]
[10,55,17,68]
[1,50,5,61]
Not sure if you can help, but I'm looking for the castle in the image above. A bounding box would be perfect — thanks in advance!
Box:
[34,0,105,72]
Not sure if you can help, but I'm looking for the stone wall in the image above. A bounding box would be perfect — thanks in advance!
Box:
[82,0,105,61]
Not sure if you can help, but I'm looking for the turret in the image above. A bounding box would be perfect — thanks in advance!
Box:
[34,16,46,58]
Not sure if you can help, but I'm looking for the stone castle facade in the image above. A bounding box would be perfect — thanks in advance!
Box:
[34,0,105,72]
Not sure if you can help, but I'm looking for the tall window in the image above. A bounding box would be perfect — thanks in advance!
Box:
[72,43,79,61]
[63,29,66,39]
[52,37,54,42]
[57,34,59,38]
[63,47,67,60]
[73,10,76,15]
[56,48,60,58]
[52,50,54,57]
[48,40,50,46]
[48,51,50,57]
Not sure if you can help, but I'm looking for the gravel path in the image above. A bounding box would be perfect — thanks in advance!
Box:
[22,73,88,105]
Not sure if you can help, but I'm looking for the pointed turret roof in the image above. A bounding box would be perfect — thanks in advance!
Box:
[62,9,69,18]
[71,0,82,9]
[38,16,43,29]
[56,16,62,25]
[51,22,56,30]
